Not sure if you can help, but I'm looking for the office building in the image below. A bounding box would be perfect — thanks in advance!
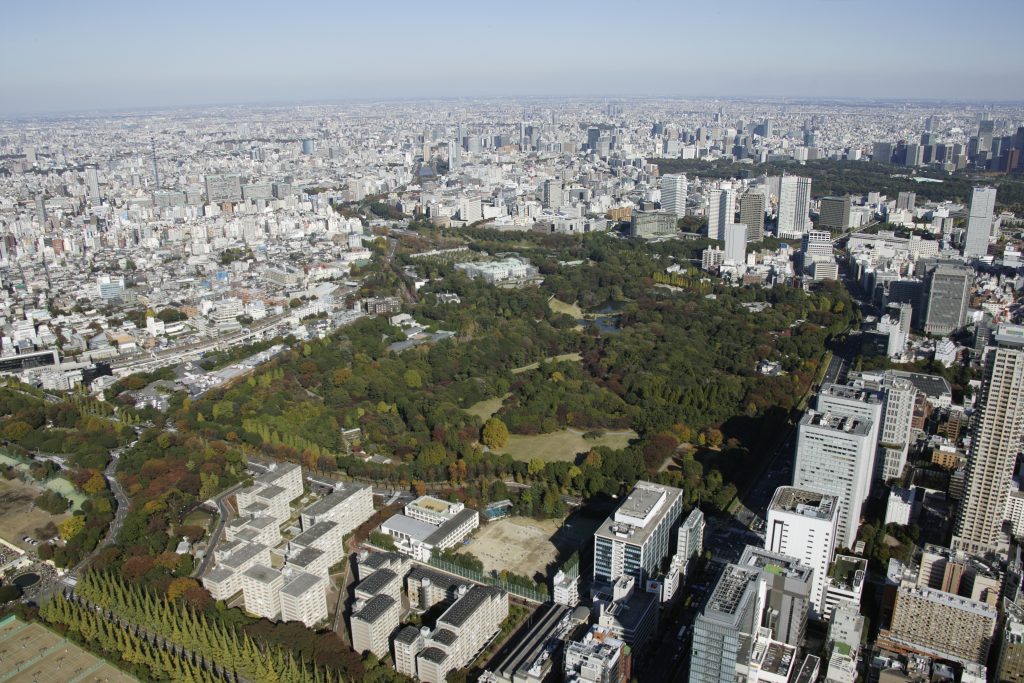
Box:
[204,173,242,204]
[963,186,997,258]
[996,600,1024,682]
[793,410,875,549]
[564,625,631,683]
[818,196,851,231]
[85,166,100,202]
[888,582,997,665]
[873,142,894,163]
[678,507,705,566]
[920,262,971,336]
[896,192,916,212]
[739,190,767,242]
[878,378,916,482]
[708,186,736,240]
[689,563,763,683]
[593,481,683,585]
[953,325,1024,557]
[628,210,677,238]
[543,179,564,210]
[724,223,747,264]
[777,176,812,239]
[823,556,866,619]
[816,382,883,472]
[766,487,839,619]
[96,275,125,303]
[661,174,688,218]
[592,576,659,649]
[739,546,814,646]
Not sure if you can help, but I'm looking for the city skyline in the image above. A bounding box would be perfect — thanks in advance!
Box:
[3,0,1023,115]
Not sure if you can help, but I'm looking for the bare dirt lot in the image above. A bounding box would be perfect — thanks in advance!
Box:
[459,516,564,580]
[0,478,67,552]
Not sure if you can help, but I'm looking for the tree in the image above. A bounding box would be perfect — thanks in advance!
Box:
[59,516,86,542]
[83,473,107,495]
[403,369,422,389]
[167,577,199,601]
[482,417,510,449]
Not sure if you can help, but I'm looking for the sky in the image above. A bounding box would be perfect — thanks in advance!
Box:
[2,0,1023,115]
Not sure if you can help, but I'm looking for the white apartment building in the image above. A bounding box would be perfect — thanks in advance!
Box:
[793,410,875,549]
[202,542,271,600]
[241,564,284,620]
[415,586,509,683]
[299,482,374,533]
[279,571,328,627]
[236,462,303,523]
[766,487,839,619]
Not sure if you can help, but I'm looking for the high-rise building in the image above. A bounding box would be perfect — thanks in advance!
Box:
[963,186,997,258]
[738,546,813,646]
[923,263,972,335]
[85,166,100,202]
[777,176,812,239]
[896,192,916,212]
[724,223,747,264]
[793,410,876,549]
[707,186,735,241]
[873,142,894,163]
[593,481,683,585]
[543,179,563,210]
[877,378,916,482]
[689,563,763,683]
[887,582,997,665]
[818,196,851,231]
[739,190,766,242]
[816,383,883,459]
[953,325,1024,558]
[205,173,242,204]
[660,174,688,218]
[766,487,839,619]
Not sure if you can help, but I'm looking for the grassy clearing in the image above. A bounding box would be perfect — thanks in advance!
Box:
[496,428,637,462]
[0,477,69,551]
[548,297,583,318]
[464,394,510,422]
[511,352,583,375]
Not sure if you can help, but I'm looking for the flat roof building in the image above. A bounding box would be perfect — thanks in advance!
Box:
[593,481,683,585]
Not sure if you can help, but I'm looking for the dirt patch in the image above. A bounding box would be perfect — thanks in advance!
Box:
[0,478,69,552]
[459,516,563,580]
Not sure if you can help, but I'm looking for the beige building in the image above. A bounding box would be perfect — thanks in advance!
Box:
[393,625,426,678]
[889,582,997,665]
[235,462,303,523]
[351,594,400,659]
[299,482,374,533]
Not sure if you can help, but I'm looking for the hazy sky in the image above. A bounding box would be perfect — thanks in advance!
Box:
[2,0,1022,114]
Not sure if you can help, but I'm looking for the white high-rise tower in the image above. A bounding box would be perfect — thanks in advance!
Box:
[661,174,688,218]
[962,186,997,258]
[777,175,812,239]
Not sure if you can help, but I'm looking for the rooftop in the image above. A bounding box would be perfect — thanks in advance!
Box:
[768,486,837,521]
[281,570,323,597]
[242,563,281,585]
[353,594,397,623]
[439,585,504,629]
[800,409,872,436]
[419,646,450,665]
[596,481,682,546]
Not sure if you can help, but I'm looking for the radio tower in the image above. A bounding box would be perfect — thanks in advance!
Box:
[151,137,160,190]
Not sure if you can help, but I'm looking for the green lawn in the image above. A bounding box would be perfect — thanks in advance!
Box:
[464,394,510,422]
[495,428,637,463]
[547,297,583,318]
[510,352,582,375]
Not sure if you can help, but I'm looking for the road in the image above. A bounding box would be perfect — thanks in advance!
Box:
[196,483,243,577]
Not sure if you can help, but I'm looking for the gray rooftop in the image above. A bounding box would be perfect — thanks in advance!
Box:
[290,520,338,547]
[353,594,397,623]
[887,370,952,399]
[281,571,323,597]
[394,625,422,645]
[287,546,325,569]
[221,542,268,570]
[595,481,682,547]
[242,563,281,585]
[704,564,762,624]
[423,508,479,547]
[800,410,872,436]
[419,646,449,664]
[439,585,504,629]
[356,569,399,598]
[768,487,838,521]
[302,484,369,518]
[431,628,458,646]
[382,514,437,541]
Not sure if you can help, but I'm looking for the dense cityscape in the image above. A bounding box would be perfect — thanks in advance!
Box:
[2,3,1024,683]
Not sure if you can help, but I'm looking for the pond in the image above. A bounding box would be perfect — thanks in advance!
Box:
[12,573,40,589]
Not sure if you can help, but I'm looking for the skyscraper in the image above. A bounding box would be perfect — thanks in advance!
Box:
[963,186,997,258]
[896,192,916,212]
[766,487,838,619]
[85,166,100,202]
[923,263,972,335]
[542,179,563,211]
[739,190,766,242]
[708,185,735,241]
[953,324,1024,558]
[724,223,747,264]
[793,409,876,549]
[660,174,688,218]
[777,176,812,239]
[818,196,851,231]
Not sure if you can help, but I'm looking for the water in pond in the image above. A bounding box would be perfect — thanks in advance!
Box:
[13,573,40,589]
